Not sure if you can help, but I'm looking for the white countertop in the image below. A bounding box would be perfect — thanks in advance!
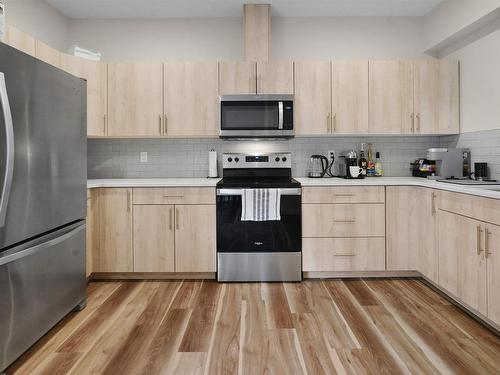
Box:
[87,177,500,200]
[295,177,500,199]
[87,178,221,188]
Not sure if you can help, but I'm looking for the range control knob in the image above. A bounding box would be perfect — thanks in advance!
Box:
[275,157,280,162]
[227,157,233,162]
[234,157,239,162]
[282,157,287,162]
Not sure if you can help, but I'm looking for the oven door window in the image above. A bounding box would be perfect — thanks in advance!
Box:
[221,101,279,130]
[217,194,301,253]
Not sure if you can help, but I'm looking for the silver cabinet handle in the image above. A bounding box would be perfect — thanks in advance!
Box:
[175,208,180,230]
[164,114,168,135]
[103,114,107,135]
[333,113,337,132]
[163,195,184,198]
[278,101,284,130]
[477,225,484,255]
[158,115,162,135]
[333,219,356,223]
[431,192,437,215]
[416,113,421,133]
[127,190,131,213]
[334,194,354,198]
[410,113,415,133]
[169,207,173,230]
[334,253,356,257]
[327,113,331,133]
[0,73,15,227]
[485,228,492,258]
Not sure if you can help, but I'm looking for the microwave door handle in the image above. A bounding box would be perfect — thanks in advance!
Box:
[0,73,15,228]
[278,101,284,130]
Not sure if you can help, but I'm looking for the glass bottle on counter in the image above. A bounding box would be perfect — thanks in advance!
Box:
[375,152,384,177]
[359,143,367,176]
[367,143,375,177]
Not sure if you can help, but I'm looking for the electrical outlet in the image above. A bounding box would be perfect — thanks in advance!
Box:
[140,152,148,163]
[327,150,336,161]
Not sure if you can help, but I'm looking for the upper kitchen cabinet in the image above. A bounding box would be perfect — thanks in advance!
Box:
[369,60,413,134]
[331,60,369,134]
[35,40,61,68]
[219,60,294,95]
[413,60,459,134]
[3,25,36,56]
[61,55,108,137]
[219,61,256,95]
[164,61,219,137]
[107,62,163,137]
[294,60,332,135]
[256,61,294,94]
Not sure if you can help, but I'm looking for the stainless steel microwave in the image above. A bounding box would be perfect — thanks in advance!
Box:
[219,95,294,138]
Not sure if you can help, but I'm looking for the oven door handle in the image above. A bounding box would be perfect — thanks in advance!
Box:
[217,188,301,196]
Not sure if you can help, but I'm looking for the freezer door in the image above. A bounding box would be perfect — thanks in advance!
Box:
[0,43,86,250]
[0,223,86,372]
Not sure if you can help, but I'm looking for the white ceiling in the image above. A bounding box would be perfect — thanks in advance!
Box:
[45,0,444,19]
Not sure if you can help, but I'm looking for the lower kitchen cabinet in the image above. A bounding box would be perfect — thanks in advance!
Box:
[133,205,175,272]
[386,187,438,281]
[93,188,133,273]
[303,238,385,272]
[438,210,487,316]
[174,204,216,272]
[486,223,500,324]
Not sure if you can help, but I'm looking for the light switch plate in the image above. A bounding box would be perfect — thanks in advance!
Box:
[140,152,148,163]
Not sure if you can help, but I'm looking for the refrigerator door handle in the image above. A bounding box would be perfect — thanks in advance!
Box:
[0,72,15,227]
[0,224,86,266]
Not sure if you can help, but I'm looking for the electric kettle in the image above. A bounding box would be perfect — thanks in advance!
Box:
[308,155,329,178]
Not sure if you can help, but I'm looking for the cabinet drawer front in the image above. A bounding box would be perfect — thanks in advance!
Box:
[439,191,500,226]
[302,186,385,204]
[303,238,385,271]
[302,203,385,237]
[133,187,216,205]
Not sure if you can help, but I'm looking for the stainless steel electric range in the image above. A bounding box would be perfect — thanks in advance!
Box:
[216,153,302,282]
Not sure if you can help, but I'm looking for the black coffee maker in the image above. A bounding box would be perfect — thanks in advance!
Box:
[344,150,360,179]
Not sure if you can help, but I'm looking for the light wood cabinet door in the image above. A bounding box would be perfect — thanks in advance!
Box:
[303,238,386,272]
[369,60,413,134]
[86,189,98,277]
[94,188,133,272]
[219,61,256,95]
[133,205,175,272]
[257,61,294,94]
[302,203,385,238]
[486,223,500,325]
[164,61,219,137]
[331,60,368,134]
[3,25,36,56]
[386,187,438,281]
[294,61,331,135]
[108,62,163,137]
[438,210,487,315]
[175,205,216,272]
[414,60,459,135]
[60,56,108,137]
[35,40,61,68]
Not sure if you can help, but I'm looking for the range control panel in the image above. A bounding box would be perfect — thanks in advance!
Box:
[222,153,292,169]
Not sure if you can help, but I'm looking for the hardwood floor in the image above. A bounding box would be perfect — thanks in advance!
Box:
[6,279,500,375]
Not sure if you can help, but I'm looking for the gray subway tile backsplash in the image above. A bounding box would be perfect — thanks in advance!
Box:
[88,135,442,179]
[88,131,500,179]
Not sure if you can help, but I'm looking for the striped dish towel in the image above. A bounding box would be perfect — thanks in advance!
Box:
[241,189,281,221]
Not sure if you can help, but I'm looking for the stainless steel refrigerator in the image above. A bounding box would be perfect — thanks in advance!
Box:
[0,43,87,372]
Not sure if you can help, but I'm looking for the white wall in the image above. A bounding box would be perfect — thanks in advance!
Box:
[423,0,500,50]
[448,29,500,132]
[68,16,428,61]
[273,17,427,59]
[3,0,69,50]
